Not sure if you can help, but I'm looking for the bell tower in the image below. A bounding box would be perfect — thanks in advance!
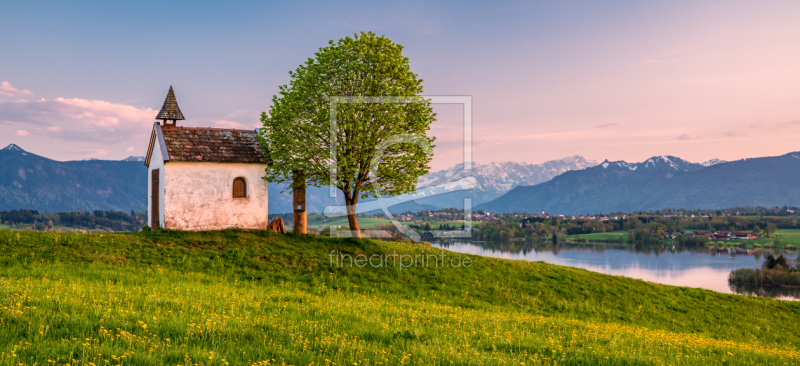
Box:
[155,86,185,129]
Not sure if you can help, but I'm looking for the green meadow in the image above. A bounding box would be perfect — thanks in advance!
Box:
[564,229,800,248]
[698,229,800,249]
[307,215,394,230]
[566,231,629,242]
[307,214,460,231]
[732,229,800,247]
[1,229,799,365]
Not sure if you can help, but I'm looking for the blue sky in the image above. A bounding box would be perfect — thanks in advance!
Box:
[2,1,800,169]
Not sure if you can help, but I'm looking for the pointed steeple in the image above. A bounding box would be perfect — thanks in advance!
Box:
[155,86,185,123]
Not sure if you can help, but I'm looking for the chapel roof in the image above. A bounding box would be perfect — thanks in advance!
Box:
[162,127,268,163]
[145,124,269,166]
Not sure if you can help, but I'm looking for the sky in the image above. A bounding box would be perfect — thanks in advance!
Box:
[1,0,799,170]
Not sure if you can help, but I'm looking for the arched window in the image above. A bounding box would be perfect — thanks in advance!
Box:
[233,177,247,198]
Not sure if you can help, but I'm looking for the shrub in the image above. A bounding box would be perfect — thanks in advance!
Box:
[762,255,789,270]
[318,226,332,237]
[728,268,800,287]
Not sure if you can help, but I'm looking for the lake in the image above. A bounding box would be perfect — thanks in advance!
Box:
[432,240,800,300]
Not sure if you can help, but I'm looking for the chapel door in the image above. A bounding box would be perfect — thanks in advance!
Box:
[151,169,159,229]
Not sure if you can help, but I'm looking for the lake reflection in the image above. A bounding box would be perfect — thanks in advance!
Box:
[432,240,800,300]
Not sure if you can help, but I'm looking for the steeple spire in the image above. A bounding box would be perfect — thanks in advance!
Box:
[155,86,185,126]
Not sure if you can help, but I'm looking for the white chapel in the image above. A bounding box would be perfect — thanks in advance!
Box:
[144,87,269,230]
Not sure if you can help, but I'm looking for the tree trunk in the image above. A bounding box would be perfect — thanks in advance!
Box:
[292,171,307,234]
[343,191,361,239]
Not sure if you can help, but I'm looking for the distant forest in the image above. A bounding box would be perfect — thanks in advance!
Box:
[0,210,146,232]
[623,206,800,217]
[2,205,799,234]
[478,207,800,242]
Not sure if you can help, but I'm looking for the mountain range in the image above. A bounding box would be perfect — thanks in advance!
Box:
[267,156,598,214]
[0,144,147,212]
[3,143,795,215]
[477,153,800,214]
[412,156,598,208]
[0,144,597,213]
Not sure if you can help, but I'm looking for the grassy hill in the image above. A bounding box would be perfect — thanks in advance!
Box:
[0,230,799,365]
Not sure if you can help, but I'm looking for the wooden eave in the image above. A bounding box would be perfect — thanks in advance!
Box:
[144,122,170,167]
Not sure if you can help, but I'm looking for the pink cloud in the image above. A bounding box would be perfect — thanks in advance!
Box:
[594,123,623,129]
[0,83,263,161]
[742,120,799,133]
[776,120,800,130]
[676,133,698,141]
[723,130,746,137]
[0,81,33,97]
[0,97,157,143]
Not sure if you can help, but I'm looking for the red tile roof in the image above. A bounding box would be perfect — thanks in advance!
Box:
[161,126,268,163]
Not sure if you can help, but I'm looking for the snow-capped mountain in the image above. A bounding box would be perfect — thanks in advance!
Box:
[411,156,598,208]
[267,156,598,213]
[701,158,728,167]
[2,144,25,152]
[72,156,144,162]
[598,155,706,173]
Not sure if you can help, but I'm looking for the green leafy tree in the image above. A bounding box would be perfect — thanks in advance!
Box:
[261,32,436,238]
[764,224,777,238]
